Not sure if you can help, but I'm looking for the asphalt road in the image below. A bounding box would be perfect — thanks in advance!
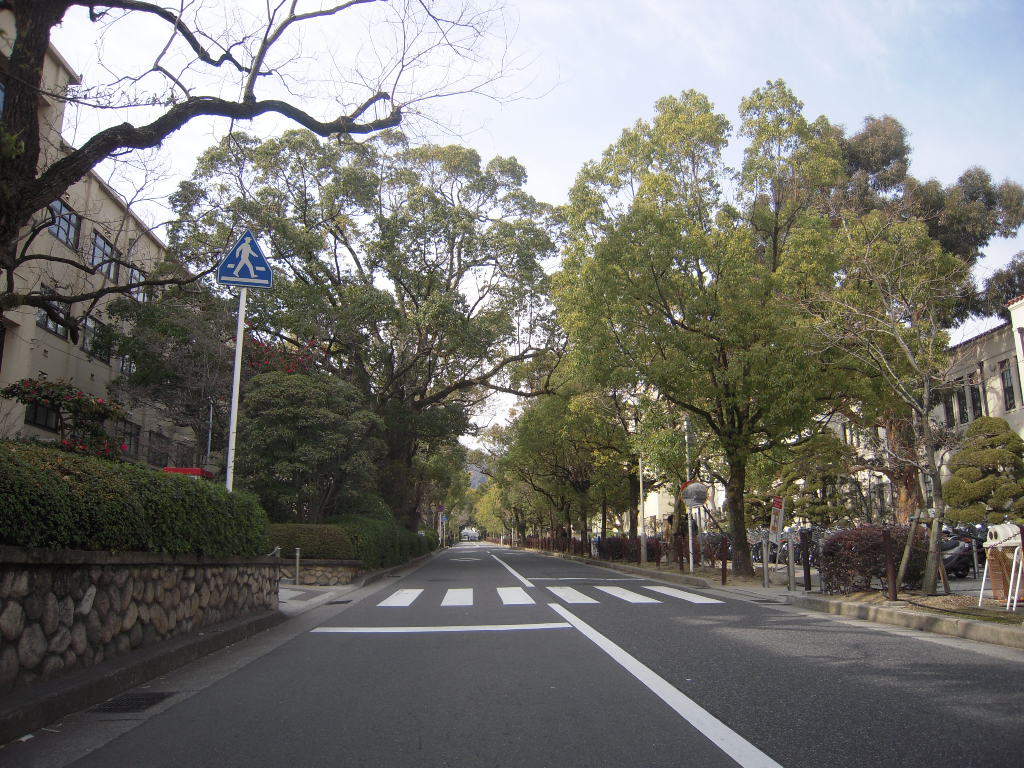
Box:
[4,543,1024,768]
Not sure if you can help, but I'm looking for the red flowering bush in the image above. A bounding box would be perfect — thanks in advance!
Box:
[1,377,128,460]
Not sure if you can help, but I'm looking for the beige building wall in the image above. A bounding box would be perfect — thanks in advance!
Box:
[0,20,200,468]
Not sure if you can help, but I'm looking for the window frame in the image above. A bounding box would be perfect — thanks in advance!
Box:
[90,232,120,281]
[1000,360,1017,412]
[35,288,70,339]
[25,402,60,432]
[80,314,110,364]
[47,199,81,249]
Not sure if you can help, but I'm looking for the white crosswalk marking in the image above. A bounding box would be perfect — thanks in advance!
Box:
[643,585,723,604]
[595,586,661,604]
[547,586,599,604]
[377,588,423,607]
[441,588,474,606]
[497,587,535,605]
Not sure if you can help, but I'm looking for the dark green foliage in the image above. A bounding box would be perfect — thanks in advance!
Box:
[775,433,859,526]
[819,525,926,594]
[0,441,269,555]
[235,372,384,523]
[331,516,438,568]
[268,523,355,560]
[943,417,1024,524]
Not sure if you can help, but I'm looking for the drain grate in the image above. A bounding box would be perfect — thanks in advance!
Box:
[91,691,175,713]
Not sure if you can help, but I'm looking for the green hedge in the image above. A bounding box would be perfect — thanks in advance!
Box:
[270,518,438,568]
[0,441,269,556]
[268,523,355,560]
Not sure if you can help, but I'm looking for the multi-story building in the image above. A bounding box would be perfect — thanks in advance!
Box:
[0,21,200,469]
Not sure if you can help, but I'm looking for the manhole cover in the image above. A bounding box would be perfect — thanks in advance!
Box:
[92,691,175,713]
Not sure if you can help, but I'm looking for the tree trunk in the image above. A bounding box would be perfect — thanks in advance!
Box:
[725,454,753,576]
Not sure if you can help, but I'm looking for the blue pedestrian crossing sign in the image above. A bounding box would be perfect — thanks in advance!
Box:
[217,229,273,288]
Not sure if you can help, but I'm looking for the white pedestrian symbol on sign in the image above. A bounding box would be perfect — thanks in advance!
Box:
[217,229,273,288]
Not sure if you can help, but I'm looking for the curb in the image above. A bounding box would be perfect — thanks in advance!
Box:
[527,549,1024,651]
[0,610,285,746]
[784,593,1024,651]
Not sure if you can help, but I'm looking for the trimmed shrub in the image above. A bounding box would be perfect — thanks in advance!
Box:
[0,441,269,556]
[269,523,356,560]
[269,518,437,568]
[332,516,436,568]
[818,525,926,594]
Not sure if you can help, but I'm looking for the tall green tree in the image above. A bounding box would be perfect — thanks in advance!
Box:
[169,130,556,527]
[557,83,847,575]
[235,372,384,523]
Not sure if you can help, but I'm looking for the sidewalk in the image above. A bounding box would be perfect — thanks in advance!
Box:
[0,553,431,746]
[540,551,1024,652]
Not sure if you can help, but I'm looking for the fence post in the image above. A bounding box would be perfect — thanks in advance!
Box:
[800,528,812,591]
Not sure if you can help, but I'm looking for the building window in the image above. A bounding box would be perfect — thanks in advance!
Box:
[943,393,955,427]
[90,233,120,281]
[146,430,170,466]
[956,381,969,424]
[35,289,70,339]
[115,419,141,458]
[126,265,150,303]
[1000,360,1016,412]
[80,315,110,363]
[48,199,81,249]
[120,355,136,377]
[969,381,983,420]
[25,402,60,432]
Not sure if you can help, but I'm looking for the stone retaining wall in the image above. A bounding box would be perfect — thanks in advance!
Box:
[0,547,280,692]
[279,560,364,586]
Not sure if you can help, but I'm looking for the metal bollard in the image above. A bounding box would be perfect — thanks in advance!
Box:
[762,536,770,588]
[800,528,812,591]
[295,547,301,585]
[787,535,796,591]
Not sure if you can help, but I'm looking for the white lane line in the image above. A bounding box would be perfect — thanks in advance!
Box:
[491,555,534,588]
[312,623,571,634]
[531,577,640,582]
[497,587,535,605]
[451,557,481,561]
[377,589,423,607]
[549,604,784,768]
[595,586,660,604]
[643,585,724,604]
[547,586,598,604]
[442,588,474,606]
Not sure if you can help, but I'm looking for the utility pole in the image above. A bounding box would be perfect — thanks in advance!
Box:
[639,454,647,565]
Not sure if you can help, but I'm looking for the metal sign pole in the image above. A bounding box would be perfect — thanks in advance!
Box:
[225,286,248,491]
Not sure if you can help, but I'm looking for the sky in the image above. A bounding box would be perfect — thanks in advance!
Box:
[50,0,1024,350]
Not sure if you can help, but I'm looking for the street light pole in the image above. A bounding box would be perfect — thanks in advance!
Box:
[639,454,647,565]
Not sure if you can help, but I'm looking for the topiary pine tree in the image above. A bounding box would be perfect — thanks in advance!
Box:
[943,417,1024,524]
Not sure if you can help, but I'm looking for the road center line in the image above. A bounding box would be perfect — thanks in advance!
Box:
[311,623,570,634]
[491,554,534,587]
[548,603,784,768]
